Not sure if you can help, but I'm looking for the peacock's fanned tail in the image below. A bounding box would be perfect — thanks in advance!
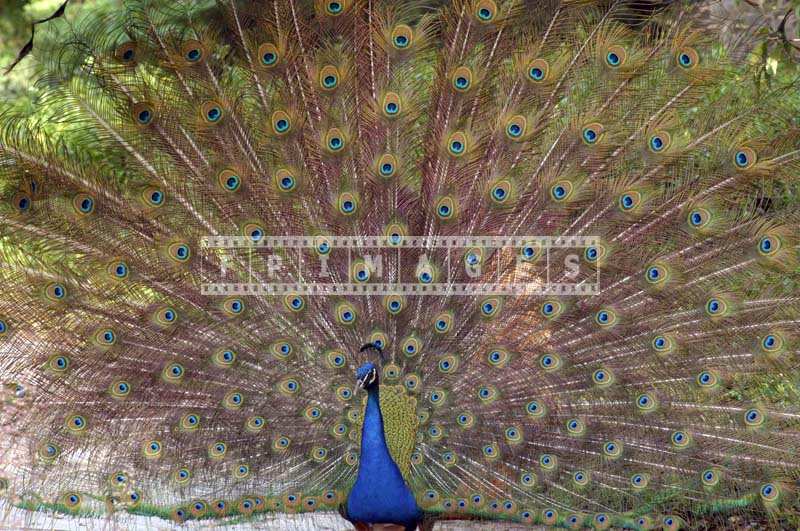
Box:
[0,0,798,527]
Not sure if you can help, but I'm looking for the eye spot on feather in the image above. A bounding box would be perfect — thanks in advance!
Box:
[671,430,691,448]
[541,300,563,319]
[446,132,468,157]
[456,412,474,428]
[337,192,358,216]
[62,492,82,509]
[154,306,177,327]
[72,193,95,215]
[734,147,756,169]
[648,131,671,153]
[704,297,727,316]
[324,128,346,152]
[505,115,526,140]
[651,334,674,354]
[566,418,585,435]
[382,92,402,118]
[428,388,447,407]
[403,373,420,392]
[631,474,650,490]
[222,297,244,317]
[477,385,498,403]
[284,293,305,312]
[482,442,500,460]
[45,282,67,302]
[12,192,31,213]
[594,513,610,529]
[180,412,200,431]
[435,196,457,220]
[701,468,720,487]
[452,66,473,91]
[107,260,129,280]
[550,180,573,202]
[391,25,413,49]
[168,242,191,263]
[687,207,711,229]
[618,191,641,212]
[520,242,541,262]
[258,43,280,67]
[47,354,70,373]
[676,47,699,69]
[133,103,155,126]
[325,1,345,15]
[488,179,512,204]
[272,435,291,452]
[209,441,227,459]
[115,42,137,64]
[109,380,131,399]
[581,123,604,145]
[487,348,509,368]
[594,308,617,327]
[246,416,265,433]
[375,154,398,178]
[65,414,87,433]
[474,0,497,22]
[182,40,204,63]
[602,440,623,459]
[645,264,668,285]
[38,441,60,462]
[760,483,780,502]
[162,362,185,383]
[335,301,357,325]
[744,408,765,427]
[584,244,606,264]
[504,426,522,444]
[527,59,549,82]
[303,406,322,421]
[635,393,657,412]
[542,509,558,525]
[202,101,224,124]
[143,440,162,459]
[233,464,250,479]
[223,391,244,410]
[433,312,453,334]
[519,472,536,488]
[539,353,561,372]
[604,46,626,68]
[271,111,292,135]
[757,235,781,257]
[93,328,116,347]
[760,333,783,353]
[143,187,165,206]
[480,297,500,318]
[539,453,556,470]
[278,377,300,396]
[696,369,719,389]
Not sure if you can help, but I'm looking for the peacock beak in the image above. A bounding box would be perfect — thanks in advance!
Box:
[353,377,366,397]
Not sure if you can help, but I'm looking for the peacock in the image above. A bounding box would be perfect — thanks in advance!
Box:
[1,0,799,528]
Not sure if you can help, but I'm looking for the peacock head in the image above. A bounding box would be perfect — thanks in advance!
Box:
[355,362,379,392]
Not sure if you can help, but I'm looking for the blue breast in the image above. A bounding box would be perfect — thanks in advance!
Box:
[345,386,421,529]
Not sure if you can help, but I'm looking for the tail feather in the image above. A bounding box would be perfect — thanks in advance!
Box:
[0,0,799,527]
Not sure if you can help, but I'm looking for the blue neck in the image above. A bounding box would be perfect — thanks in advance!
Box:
[358,386,392,476]
[346,385,420,528]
